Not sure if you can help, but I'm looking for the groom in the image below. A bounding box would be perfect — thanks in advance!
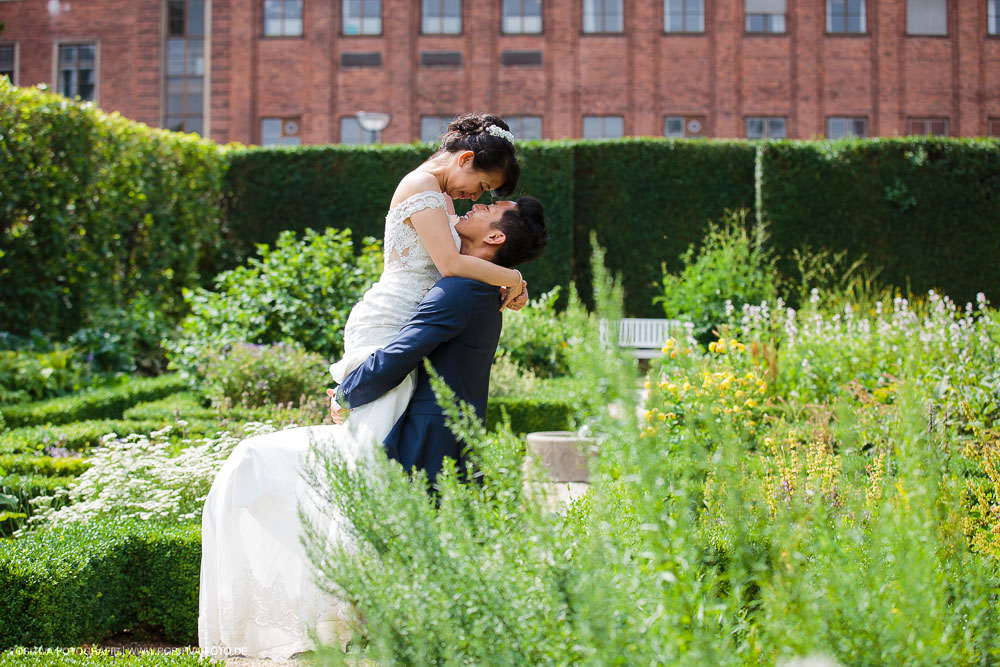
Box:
[330,197,547,484]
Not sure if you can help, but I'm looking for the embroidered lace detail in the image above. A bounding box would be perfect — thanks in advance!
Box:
[384,190,449,271]
[336,189,461,360]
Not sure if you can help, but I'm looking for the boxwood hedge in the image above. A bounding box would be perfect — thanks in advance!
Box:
[0,519,201,648]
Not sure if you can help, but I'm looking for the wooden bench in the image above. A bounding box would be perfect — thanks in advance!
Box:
[600,318,684,360]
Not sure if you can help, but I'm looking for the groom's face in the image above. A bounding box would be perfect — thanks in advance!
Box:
[454,201,515,260]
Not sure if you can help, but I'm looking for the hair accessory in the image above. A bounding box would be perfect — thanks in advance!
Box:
[485,124,515,144]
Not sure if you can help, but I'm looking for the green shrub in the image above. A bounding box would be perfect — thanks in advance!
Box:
[0,473,75,536]
[0,79,227,370]
[121,392,210,421]
[0,375,188,428]
[486,396,575,434]
[0,345,94,404]
[497,286,580,378]
[0,519,201,648]
[656,210,779,342]
[166,227,381,379]
[0,454,90,478]
[0,648,212,667]
[199,342,328,409]
[0,421,171,456]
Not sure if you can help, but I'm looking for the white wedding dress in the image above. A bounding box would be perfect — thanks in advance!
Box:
[198,191,459,661]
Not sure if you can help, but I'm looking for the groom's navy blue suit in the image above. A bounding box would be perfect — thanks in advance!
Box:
[337,276,502,483]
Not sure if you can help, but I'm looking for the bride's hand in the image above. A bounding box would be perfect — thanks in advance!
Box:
[500,271,525,311]
[502,282,529,311]
[326,388,350,425]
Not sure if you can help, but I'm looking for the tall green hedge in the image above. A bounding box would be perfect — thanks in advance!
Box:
[0,79,227,343]
[573,138,758,315]
[759,137,1000,304]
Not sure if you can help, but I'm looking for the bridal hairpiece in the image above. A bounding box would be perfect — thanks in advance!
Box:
[485,124,515,143]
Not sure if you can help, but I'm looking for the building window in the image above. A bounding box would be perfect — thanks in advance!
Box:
[503,0,542,33]
[746,0,786,33]
[165,0,205,135]
[827,117,868,138]
[746,116,786,138]
[341,52,383,68]
[422,0,461,34]
[906,0,946,35]
[989,0,999,34]
[57,43,96,101]
[583,0,623,33]
[0,44,15,84]
[261,118,302,146]
[263,0,303,37]
[908,118,948,135]
[827,0,865,33]
[506,116,543,140]
[340,116,382,144]
[583,115,624,139]
[664,115,705,137]
[343,0,381,35]
[421,116,454,143]
[665,0,704,33]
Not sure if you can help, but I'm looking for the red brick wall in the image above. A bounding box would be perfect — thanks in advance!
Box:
[1,0,997,143]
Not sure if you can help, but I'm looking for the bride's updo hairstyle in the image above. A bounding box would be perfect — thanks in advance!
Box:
[436,113,520,198]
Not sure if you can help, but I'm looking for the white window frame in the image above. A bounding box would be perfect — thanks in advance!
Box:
[664,115,706,137]
[988,0,999,35]
[343,0,382,36]
[53,41,99,104]
[263,0,304,37]
[583,0,624,33]
[745,0,786,33]
[746,116,786,139]
[505,115,543,140]
[422,0,462,35]
[826,0,866,33]
[502,0,543,34]
[664,0,704,33]
[906,0,947,35]
[582,115,624,139]
[827,116,868,139]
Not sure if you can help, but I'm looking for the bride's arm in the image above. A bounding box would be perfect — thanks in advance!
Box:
[409,206,524,308]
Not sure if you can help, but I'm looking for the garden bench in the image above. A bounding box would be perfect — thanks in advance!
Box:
[600,318,684,360]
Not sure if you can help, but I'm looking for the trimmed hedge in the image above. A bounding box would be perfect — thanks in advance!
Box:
[759,137,1000,305]
[223,141,573,299]
[0,421,173,456]
[0,519,201,648]
[121,393,212,422]
[0,454,90,478]
[486,396,575,434]
[0,648,212,667]
[0,375,189,428]
[0,79,227,345]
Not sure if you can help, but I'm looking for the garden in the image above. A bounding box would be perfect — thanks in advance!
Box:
[2,78,1000,665]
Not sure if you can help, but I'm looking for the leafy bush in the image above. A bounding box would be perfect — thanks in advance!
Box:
[121,393,210,421]
[0,345,94,405]
[655,210,779,343]
[0,519,202,648]
[0,374,188,428]
[486,396,575,435]
[0,420,176,456]
[166,227,381,379]
[199,342,329,409]
[0,79,227,370]
[496,286,580,378]
[0,648,212,667]
[0,454,90,478]
[0,473,75,537]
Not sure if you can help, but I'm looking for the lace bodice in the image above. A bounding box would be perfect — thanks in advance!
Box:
[330,190,462,382]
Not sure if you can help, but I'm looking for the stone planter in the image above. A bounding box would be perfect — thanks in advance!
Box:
[523,430,599,483]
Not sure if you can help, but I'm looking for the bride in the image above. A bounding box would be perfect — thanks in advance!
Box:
[198,114,529,661]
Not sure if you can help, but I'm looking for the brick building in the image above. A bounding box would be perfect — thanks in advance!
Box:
[1,0,998,145]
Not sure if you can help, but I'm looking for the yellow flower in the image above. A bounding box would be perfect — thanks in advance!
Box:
[744,398,757,408]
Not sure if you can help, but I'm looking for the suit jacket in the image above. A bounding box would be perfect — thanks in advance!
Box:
[337,276,503,483]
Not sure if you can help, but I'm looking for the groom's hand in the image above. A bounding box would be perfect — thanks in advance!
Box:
[326,388,350,425]
[501,282,529,311]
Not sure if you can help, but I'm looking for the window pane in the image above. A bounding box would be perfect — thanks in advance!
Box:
[60,45,77,65]
[78,44,95,64]
[605,116,624,137]
[166,117,185,132]
[168,0,185,35]
[772,14,786,32]
[746,118,764,138]
[262,118,282,144]
[77,67,95,100]
[990,0,999,34]
[0,46,14,72]
[827,117,846,139]
[851,118,867,137]
[282,135,302,146]
[665,117,684,136]
[168,39,186,75]
[929,119,946,135]
[907,0,946,34]
[341,117,361,144]
[186,117,203,135]
[167,78,185,114]
[186,77,203,114]
[264,0,284,35]
[522,116,542,139]
[583,0,599,32]
[188,0,205,36]
[582,116,601,138]
[188,41,204,76]
[767,117,786,137]
[747,14,765,31]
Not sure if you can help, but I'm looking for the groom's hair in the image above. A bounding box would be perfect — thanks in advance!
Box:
[491,196,548,268]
